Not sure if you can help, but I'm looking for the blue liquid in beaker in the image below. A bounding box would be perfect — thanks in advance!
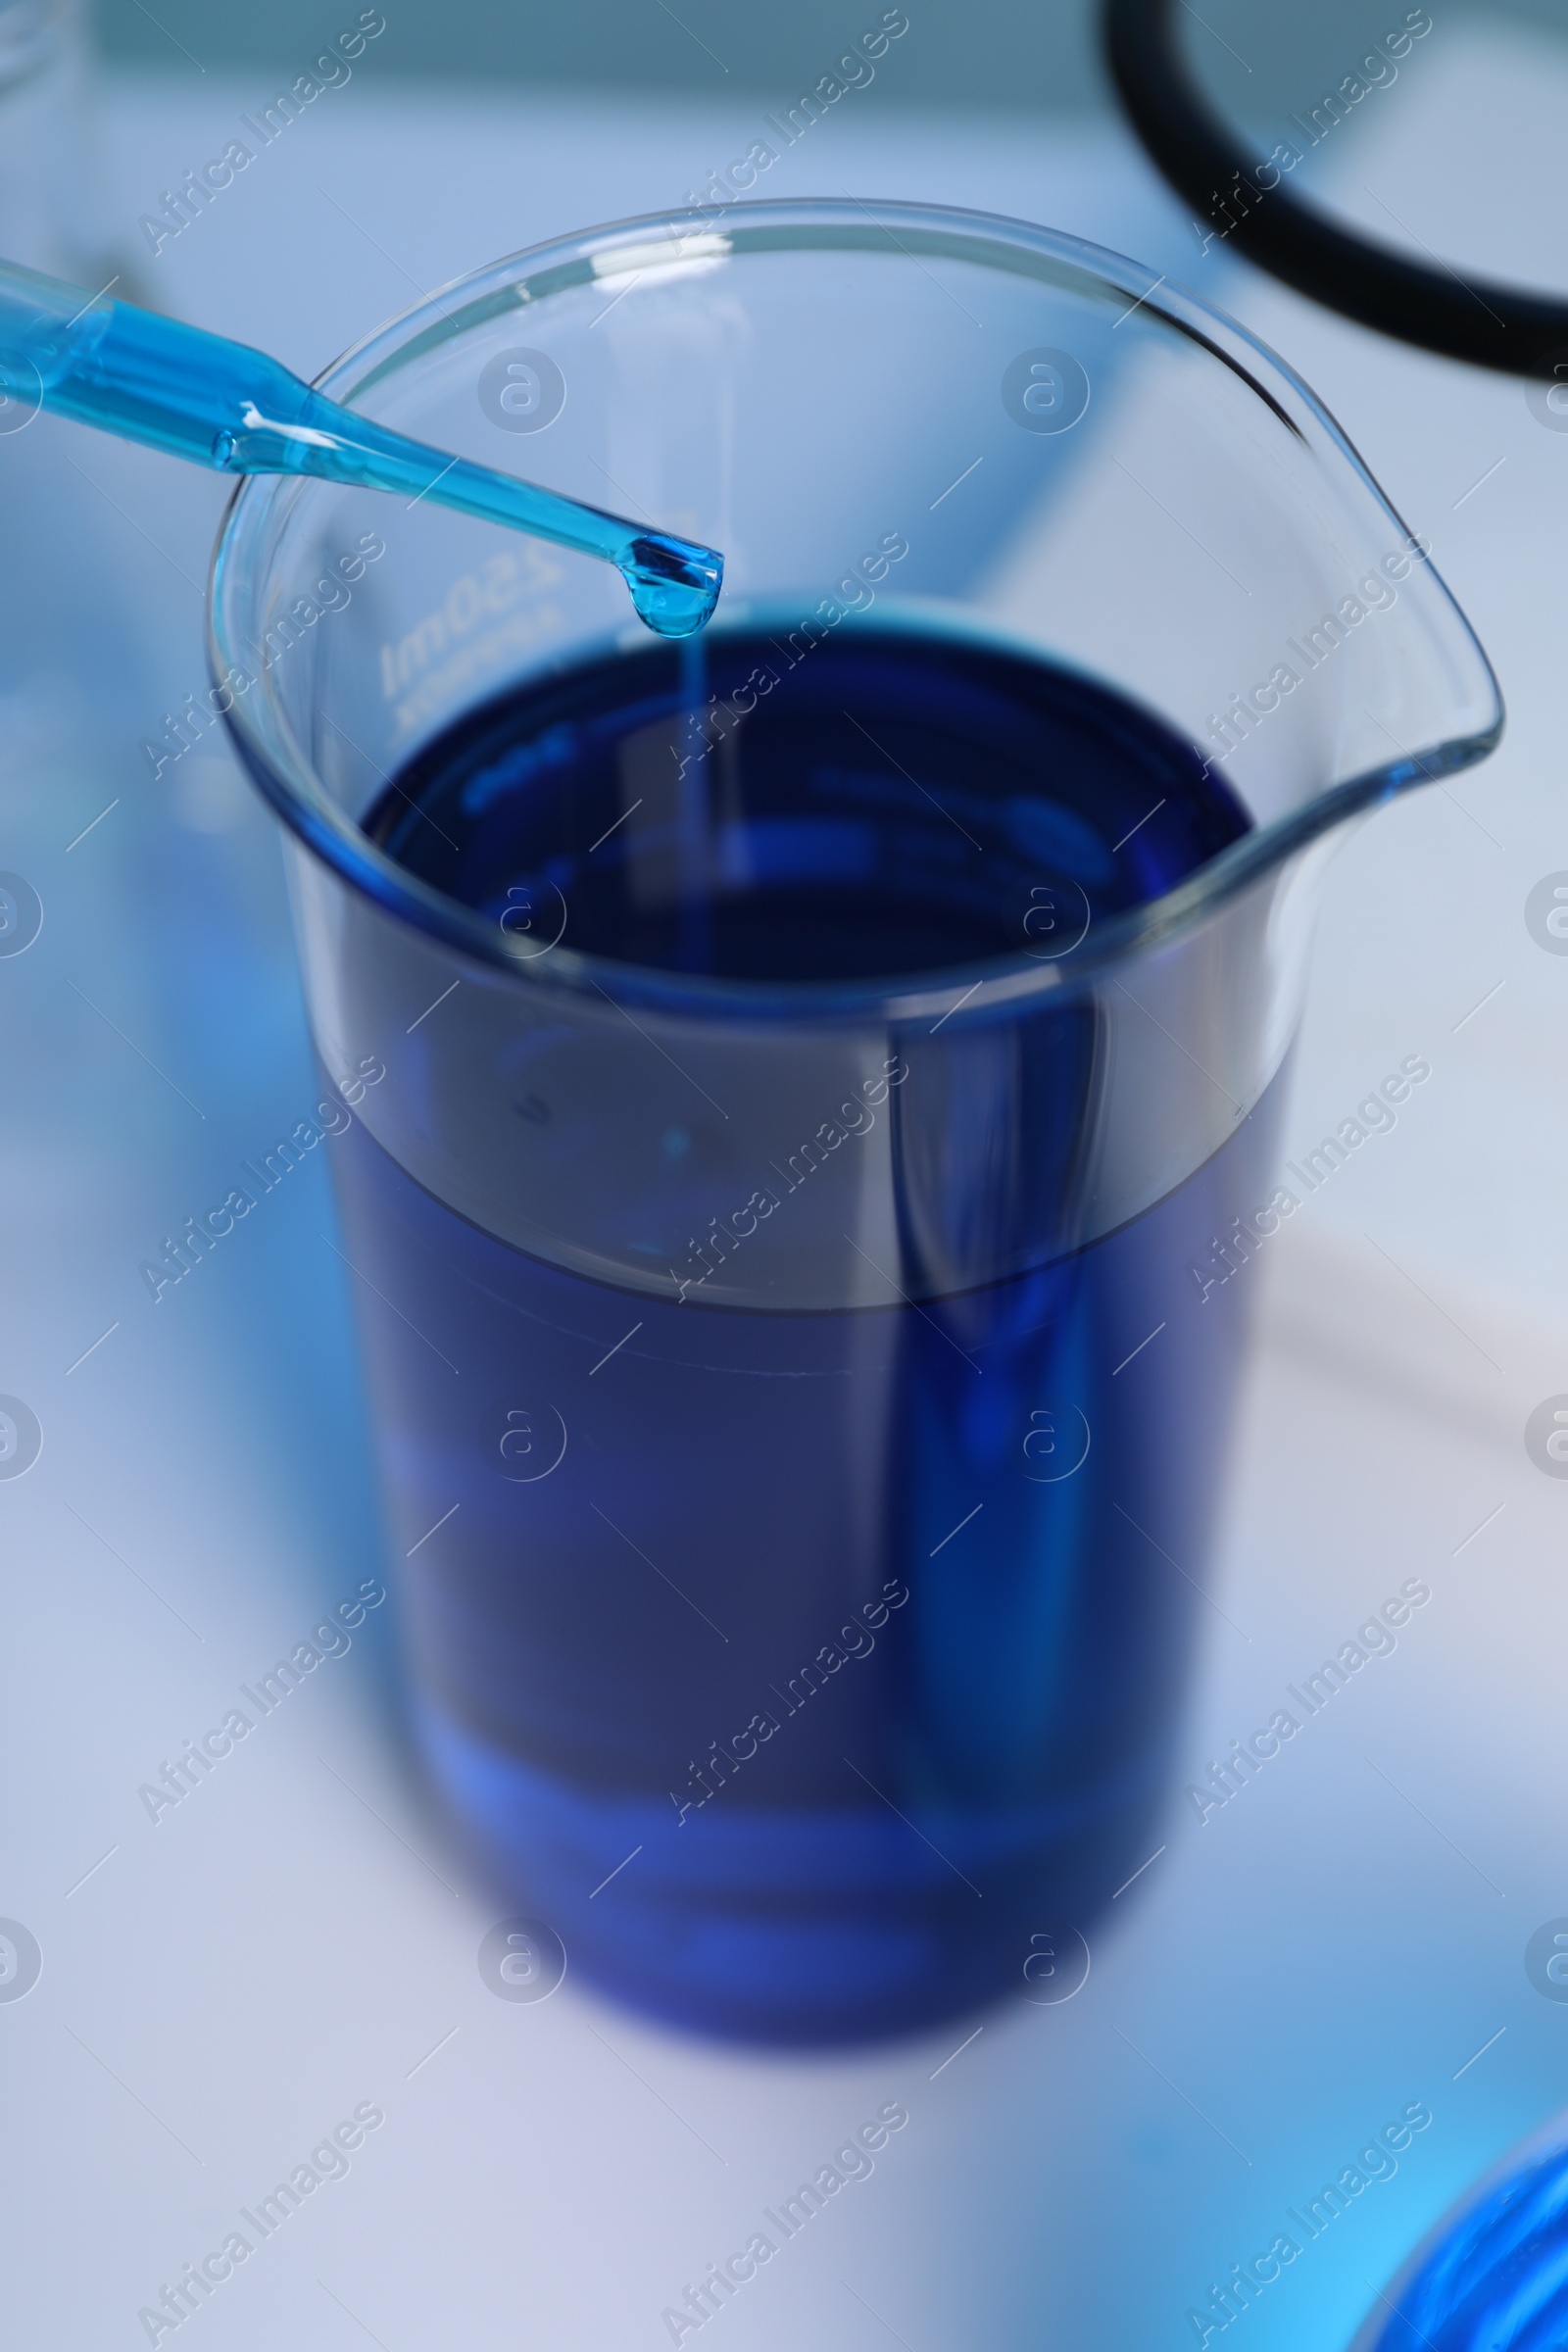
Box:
[368,625,1250,975]
[342,625,1275,2042]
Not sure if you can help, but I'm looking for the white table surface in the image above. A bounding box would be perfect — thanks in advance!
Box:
[4,25,1568,2348]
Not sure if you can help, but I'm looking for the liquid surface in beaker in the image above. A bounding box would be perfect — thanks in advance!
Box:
[365,622,1250,980]
[345,624,1272,2043]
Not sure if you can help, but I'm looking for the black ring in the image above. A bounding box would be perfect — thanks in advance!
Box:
[1102,0,1568,378]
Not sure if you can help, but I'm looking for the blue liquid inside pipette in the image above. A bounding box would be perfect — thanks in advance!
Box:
[0,257,722,637]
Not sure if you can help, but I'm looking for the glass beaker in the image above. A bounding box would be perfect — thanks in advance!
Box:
[210,200,1500,2044]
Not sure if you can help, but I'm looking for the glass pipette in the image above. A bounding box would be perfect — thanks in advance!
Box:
[0,256,723,637]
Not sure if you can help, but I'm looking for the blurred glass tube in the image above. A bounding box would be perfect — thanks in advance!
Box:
[0,0,122,282]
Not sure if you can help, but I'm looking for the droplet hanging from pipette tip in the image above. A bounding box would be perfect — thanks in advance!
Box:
[621,530,723,638]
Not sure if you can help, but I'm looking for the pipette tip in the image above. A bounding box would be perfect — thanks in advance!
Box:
[621,530,724,638]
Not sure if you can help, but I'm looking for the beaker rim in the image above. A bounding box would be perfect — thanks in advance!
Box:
[210,194,1504,1030]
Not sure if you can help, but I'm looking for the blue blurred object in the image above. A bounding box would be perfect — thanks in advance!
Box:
[1351,2122,1568,2352]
